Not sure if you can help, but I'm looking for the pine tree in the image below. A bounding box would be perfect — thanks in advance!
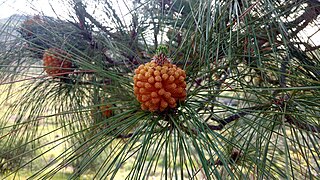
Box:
[0,0,319,179]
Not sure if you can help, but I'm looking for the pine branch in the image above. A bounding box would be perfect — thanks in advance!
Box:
[116,133,134,138]
[289,1,320,37]
[0,70,96,85]
[274,96,320,133]
[280,55,289,88]
[207,112,248,131]
[285,115,320,133]
[115,125,171,139]
[207,104,270,131]
[214,149,243,166]
[298,43,320,52]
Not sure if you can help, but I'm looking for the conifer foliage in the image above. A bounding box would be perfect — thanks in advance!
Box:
[0,0,319,179]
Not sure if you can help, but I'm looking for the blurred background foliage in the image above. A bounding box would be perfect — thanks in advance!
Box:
[0,0,319,179]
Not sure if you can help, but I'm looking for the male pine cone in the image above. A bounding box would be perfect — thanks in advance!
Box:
[43,48,73,76]
[134,48,187,112]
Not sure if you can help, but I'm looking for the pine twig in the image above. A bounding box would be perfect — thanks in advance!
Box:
[285,115,320,133]
[214,149,243,166]
[208,104,270,131]
[116,133,134,138]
